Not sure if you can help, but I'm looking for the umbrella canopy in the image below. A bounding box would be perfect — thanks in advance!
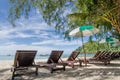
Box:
[106,38,119,44]
[99,38,119,44]
[69,25,99,37]
[99,38,119,49]
[69,25,99,65]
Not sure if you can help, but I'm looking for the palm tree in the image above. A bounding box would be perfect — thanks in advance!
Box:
[67,0,120,41]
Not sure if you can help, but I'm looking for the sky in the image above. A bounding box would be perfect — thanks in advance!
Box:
[0,0,86,55]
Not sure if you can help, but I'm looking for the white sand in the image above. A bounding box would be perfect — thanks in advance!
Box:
[0,59,120,80]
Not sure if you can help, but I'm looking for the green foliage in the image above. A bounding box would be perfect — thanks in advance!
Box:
[76,41,120,53]
[8,0,120,39]
[9,0,69,30]
[9,0,36,25]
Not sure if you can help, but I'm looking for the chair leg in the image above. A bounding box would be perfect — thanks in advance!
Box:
[108,61,110,64]
[104,61,107,65]
[11,68,13,72]
[79,60,82,67]
[63,65,66,71]
[50,68,54,73]
[72,64,74,68]
[12,68,15,80]
[35,67,38,76]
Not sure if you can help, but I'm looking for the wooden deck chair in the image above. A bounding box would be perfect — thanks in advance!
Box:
[100,51,120,64]
[98,51,111,59]
[88,51,102,60]
[11,50,38,80]
[108,51,120,60]
[37,50,66,73]
[92,51,102,59]
[88,51,111,65]
[89,51,106,61]
[60,51,82,68]
[98,51,112,64]
[113,51,120,59]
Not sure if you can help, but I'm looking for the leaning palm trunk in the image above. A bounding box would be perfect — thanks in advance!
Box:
[108,13,120,34]
[102,5,120,34]
[112,2,120,33]
[101,0,120,33]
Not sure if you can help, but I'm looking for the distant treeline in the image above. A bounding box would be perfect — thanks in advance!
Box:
[76,41,120,54]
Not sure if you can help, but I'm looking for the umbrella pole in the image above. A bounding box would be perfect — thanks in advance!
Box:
[107,42,110,50]
[81,32,87,66]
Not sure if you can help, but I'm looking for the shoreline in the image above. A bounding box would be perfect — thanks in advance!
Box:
[0,54,94,61]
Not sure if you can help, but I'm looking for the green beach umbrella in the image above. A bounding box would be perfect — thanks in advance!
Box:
[69,25,99,37]
[106,38,119,44]
[69,25,99,65]
[99,38,119,44]
[99,38,119,47]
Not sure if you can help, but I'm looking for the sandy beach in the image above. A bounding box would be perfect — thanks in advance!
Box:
[0,59,120,80]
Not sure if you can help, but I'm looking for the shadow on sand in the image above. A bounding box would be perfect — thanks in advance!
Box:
[3,62,120,80]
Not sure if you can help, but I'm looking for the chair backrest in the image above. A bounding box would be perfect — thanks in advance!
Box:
[99,51,111,59]
[104,51,111,57]
[67,51,80,61]
[47,50,63,64]
[114,52,120,58]
[110,51,120,59]
[14,50,37,67]
[93,51,101,58]
[95,51,106,59]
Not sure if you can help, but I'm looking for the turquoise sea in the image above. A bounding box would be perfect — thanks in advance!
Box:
[0,53,94,60]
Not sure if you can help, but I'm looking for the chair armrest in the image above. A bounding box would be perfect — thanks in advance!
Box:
[71,57,74,61]
[59,58,64,63]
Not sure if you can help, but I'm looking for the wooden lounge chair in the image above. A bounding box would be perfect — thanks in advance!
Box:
[37,50,66,73]
[11,50,38,80]
[88,51,102,60]
[99,51,120,64]
[109,51,120,60]
[88,51,111,65]
[60,51,82,68]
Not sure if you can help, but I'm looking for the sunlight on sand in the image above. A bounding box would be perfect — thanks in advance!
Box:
[0,59,120,80]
